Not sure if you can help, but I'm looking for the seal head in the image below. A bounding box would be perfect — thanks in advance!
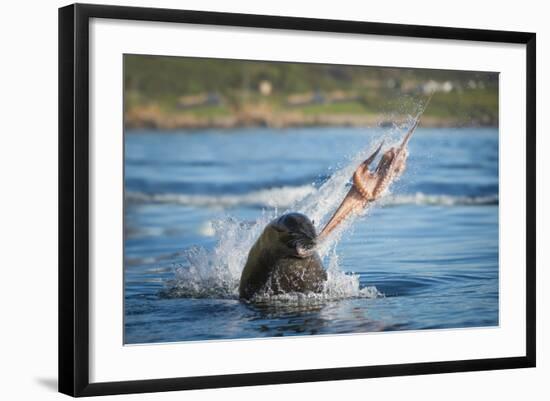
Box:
[239,213,326,300]
[272,213,317,258]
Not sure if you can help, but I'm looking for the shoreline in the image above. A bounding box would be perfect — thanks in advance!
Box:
[124,112,497,131]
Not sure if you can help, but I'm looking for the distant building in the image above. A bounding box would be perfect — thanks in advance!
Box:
[421,80,454,94]
[468,80,485,90]
[258,80,272,96]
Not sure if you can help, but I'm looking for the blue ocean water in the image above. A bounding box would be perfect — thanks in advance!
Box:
[124,126,499,344]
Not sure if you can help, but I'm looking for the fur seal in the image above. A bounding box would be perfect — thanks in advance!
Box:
[238,213,326,300]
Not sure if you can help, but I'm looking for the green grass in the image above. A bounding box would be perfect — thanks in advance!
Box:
[423,89,498,120]
[297,101,370,115]
[180,105,232,118]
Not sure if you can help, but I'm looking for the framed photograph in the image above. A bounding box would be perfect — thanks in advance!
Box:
[58,3,536,397]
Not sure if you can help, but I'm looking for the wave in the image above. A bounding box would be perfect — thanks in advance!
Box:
[126,185,316,209]
[125,174,327,196]
[382,192,498,206]
[126,187,498,209]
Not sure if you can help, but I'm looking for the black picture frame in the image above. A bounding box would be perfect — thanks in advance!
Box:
[59,3,536,397]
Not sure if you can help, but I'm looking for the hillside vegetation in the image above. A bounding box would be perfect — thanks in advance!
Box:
[124,55,499,130]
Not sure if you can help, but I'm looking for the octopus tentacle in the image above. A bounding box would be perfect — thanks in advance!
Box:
[317,94,432,241]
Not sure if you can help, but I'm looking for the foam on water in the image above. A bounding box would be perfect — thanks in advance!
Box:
[126,185,316,209]
[127,189,498,209]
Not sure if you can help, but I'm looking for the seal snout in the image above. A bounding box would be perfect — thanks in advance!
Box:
[274,213,318,257]
[295,239,317,258]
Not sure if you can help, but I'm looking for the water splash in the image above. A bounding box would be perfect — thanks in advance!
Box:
[163,118,422,302]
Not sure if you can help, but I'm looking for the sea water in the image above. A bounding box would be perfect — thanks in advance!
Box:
[124,126,498,344]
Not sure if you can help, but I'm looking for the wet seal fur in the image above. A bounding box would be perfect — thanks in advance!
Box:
[239,213,327,300]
